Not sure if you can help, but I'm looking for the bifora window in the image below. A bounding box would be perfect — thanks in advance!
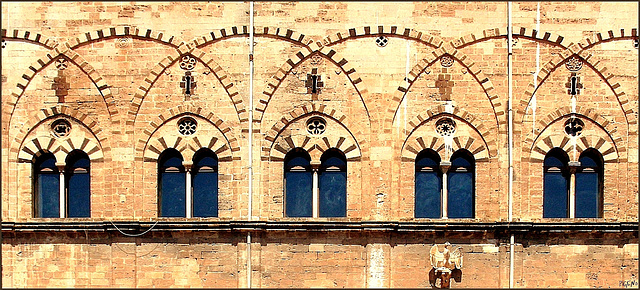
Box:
[33,150,91,218]
[414,149,475,219]
[284,147,347,218]
[158,148,219,218]
[544,147,604,218]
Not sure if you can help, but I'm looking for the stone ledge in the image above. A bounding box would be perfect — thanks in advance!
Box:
[2,221,637,235]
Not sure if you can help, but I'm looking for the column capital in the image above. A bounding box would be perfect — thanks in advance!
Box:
[568,161,581,173]
[183,161,193,171]
[311,160,321,171]
[440,161,452,173]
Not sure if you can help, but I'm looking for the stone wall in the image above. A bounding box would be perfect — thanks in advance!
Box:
[2,1,638,288]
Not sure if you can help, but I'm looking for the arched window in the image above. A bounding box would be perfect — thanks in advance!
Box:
[543,148,570,218]
[576,149,603,218]
[192,148,218,217]
[448,149,475,218]
[65,150,90,218]
[158,149,186,217]
[415,149,442,218]
[284,148,313,217]
[319,149,347,217]
[34,152,59,218]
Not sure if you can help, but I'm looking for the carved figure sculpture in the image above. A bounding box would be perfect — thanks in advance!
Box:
[429,242,463,288]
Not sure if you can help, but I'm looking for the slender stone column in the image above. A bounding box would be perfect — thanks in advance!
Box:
[568,161,581,218]
[440,161,452,219]
[56,163,66,218]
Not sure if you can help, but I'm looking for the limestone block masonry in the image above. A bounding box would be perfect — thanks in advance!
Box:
[1,1,638,288]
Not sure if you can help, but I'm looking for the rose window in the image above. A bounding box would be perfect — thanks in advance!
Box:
[51,119,71,138]
[306,117,327,135]
[435,118,456,136]
[178,117,197,136]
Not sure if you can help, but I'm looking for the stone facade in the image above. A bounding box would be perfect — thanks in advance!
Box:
[1,1,638,288]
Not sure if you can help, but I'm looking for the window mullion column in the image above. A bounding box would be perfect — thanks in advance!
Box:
[56,163,66,218]
[185,162,193,218]
[311,162,320,218]
[440,161,451,219]
[568,161,580,218]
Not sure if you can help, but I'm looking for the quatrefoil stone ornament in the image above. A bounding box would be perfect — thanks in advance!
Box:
[306,117,326,135]
[436,118,456,136]
[375,36,388,47]
[56,58,68,70]
[564,118,584,137]
[179,55,197,71]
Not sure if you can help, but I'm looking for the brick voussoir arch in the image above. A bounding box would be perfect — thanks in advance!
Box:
[15,109,107,164]
[1,28,59,49]
[576,27,638,50]
[525,117,621,164]
[400,108,495,161]
[189,26,315,49]
[522,109,623,161]
[137,105,239,163]
[5,44,118,130]
[262,107,363,162]
[66,26,183,49]
[126,46,247,127]
[392,44,502,130]
[256,44,370,123]
[516,44,636,127]
[321,25,444,48]
[451,26,567,49]
[10,105,109,162]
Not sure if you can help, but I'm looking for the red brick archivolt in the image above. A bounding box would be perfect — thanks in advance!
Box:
[525,113,620,164]
[451,26,567,50]
[400,111,493,163]
[321,25,444,48]
[5,48,118,128]
[189,26,316,49]
[1,29,59,49]
[126,47,247,127]
[138,107,239,163]
[262,106,362,162]
[393,45,503,132]
[517,42,637,128]
[256,47,369,124]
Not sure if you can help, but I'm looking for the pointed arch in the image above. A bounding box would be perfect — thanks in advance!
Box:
[517,44,636,127]
[5,48,118,127]
[256,46,370,123]
[392,44,503,131]
[126,47,247,125]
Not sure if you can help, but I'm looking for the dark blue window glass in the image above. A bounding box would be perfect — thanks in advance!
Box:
[34,152,59,218]
[284,148,312,217]
[448,150,474,218]
[159,149,186,217]
[415,149,442,218]
[576,150,603,218]
[319,149,347,217]
[192,149,218,217]
[65,150,90,218]
[543,148,569,218]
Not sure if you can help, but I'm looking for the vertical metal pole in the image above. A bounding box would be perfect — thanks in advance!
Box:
[247,2,255,288]
[507,2,515,289]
